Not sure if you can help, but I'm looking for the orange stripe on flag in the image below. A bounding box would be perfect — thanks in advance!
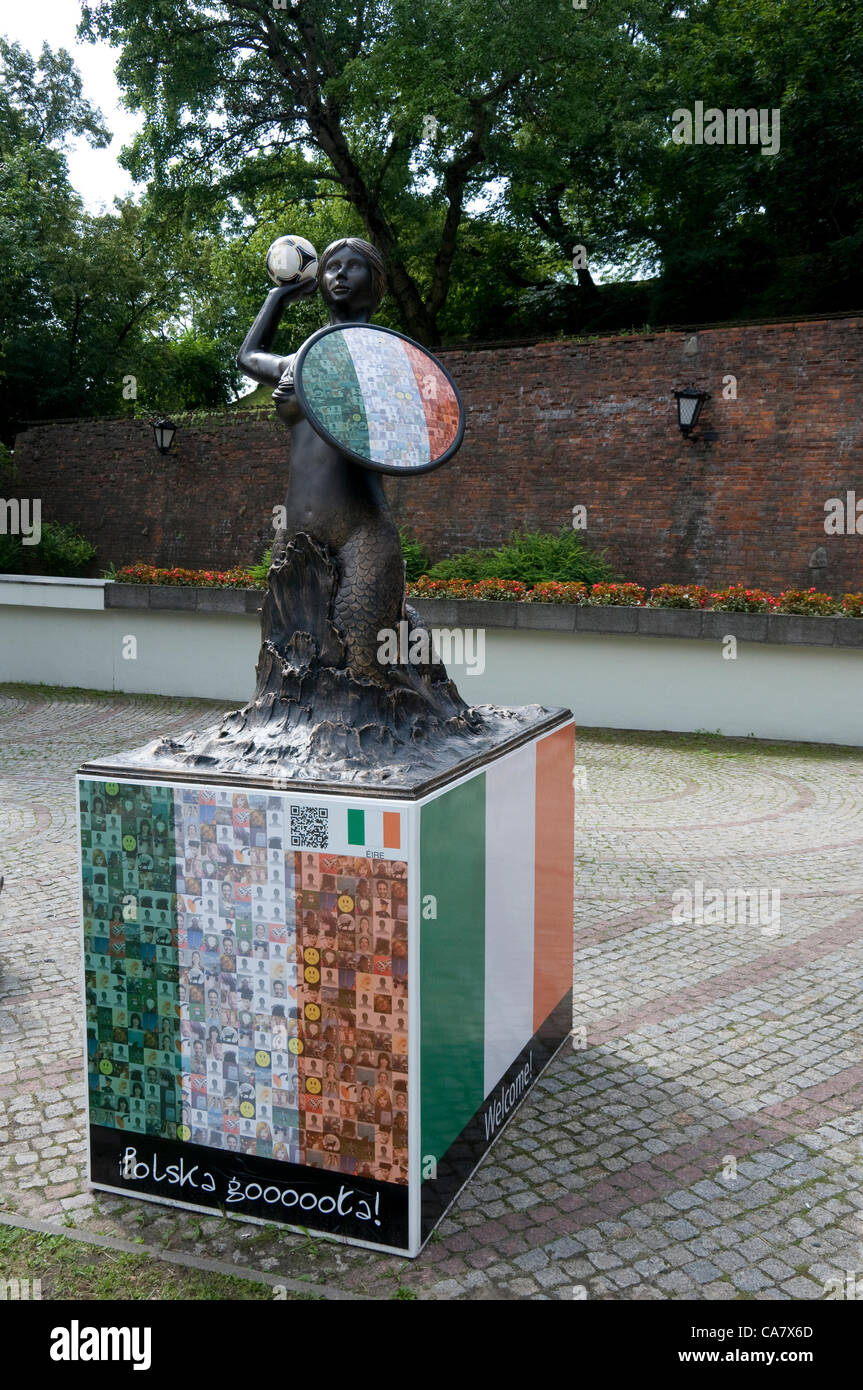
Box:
[383,811,401,849]
[403,341,460,460]
[533,723,575,1033]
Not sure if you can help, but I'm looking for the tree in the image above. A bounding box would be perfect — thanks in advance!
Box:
[0,38,107,436]
[80,0,622,344]
[500,0,863,326]
[0,37,239,439]
[644,0,863,321]
[501,2,671,289]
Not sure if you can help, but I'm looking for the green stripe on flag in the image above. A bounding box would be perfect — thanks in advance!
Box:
[303,329,370,460]
[347,808,365,845]
[420,773,486,1167]
[81,779,183,1141]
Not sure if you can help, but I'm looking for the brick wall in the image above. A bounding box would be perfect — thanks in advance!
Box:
[11,316,863,593]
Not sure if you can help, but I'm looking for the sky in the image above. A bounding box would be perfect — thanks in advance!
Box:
[3,0,142,211]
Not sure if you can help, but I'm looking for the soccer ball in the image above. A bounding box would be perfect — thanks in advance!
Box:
[266,234,318,287]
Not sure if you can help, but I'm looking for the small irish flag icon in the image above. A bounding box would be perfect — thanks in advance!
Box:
[347,808,401,851]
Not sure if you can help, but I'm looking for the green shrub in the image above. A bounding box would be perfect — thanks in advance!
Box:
[0,532,23,573]
[8,521,96,577]
[29,522,97,576]
[426,547,495,582]
[399,528,430,583]
[426,529,616,587]
[248,547,272,585]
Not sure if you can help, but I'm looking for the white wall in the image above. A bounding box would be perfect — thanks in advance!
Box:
[0,575,107,609]
[1,583,861,744]
[0,603,260,702]
[467,628,863,746]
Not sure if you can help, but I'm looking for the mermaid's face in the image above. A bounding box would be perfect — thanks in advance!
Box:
[321,249,374,318]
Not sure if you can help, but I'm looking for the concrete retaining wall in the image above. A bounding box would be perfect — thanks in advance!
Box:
[1,578,861,745]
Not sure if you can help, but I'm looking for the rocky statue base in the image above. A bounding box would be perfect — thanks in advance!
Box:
[92,533,565,795]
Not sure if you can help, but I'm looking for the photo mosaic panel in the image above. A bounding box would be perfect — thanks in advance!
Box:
[299,324,461,469]
[81,782,409,1187]
[295,851,409,1185]
[81,781,182,1138]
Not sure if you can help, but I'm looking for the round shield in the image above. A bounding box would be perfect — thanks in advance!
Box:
[293,323,465,475]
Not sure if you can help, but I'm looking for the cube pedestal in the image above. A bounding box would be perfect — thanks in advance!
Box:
[78,714,574,1257]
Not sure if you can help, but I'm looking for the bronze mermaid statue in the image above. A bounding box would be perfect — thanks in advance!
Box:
[238,238,420,685]
[146,238,506,780]
[98,237,555,787]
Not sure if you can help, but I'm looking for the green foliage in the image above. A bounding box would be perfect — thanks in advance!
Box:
[0,520,96,576]
[0,38,239,441]
[399,528,430,583]
[425,547,497,583]
[76,0,657,344]
[4,0,862,446]
[426,530,616,587]
[0,441,16,485]
[31,521,97,576]
[248,548,272,586]
[0,531,23,573]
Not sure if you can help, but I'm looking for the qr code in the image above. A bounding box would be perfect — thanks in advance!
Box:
[290,805,329,849]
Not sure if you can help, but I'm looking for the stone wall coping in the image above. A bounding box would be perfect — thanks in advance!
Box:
[0,573,107,588]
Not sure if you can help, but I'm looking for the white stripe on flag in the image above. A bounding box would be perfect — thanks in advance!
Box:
[346,329,429,466]
[364,808,384,848]
[483,742,536,1094]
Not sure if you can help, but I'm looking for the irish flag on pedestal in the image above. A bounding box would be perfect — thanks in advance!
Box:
[419,722,574,1212]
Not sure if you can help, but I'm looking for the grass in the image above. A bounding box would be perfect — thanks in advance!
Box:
[0,681,223,710]
[576,724,863,764]
[0,1226,302,1301]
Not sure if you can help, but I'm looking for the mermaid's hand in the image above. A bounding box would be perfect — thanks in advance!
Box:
[271,277,318,303]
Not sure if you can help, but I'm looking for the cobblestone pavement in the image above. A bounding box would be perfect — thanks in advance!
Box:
[1,685,862,1300]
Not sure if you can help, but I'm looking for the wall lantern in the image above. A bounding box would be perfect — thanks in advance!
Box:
[673,387,710,437]
[151,419,178,455]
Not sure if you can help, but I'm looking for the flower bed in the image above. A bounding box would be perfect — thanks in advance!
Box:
[409,579,863,616]
[115,563,261,588]
[113,565,863,617]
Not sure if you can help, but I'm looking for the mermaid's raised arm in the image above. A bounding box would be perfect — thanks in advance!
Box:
[236,279,317,387]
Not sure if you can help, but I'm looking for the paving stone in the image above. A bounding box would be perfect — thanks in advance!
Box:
[664,1218,700,1240]
[683,1259,723,1284]
[732,1268,773,1292]
[515,1249,549,1273]
[657,1270,699,1295]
